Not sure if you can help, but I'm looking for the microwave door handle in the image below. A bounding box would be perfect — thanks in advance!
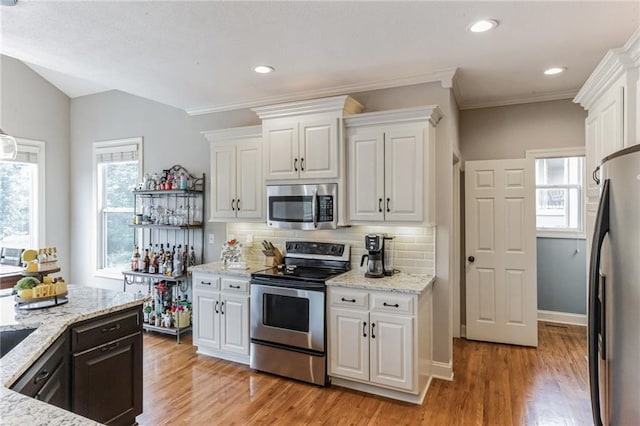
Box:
[312,189,318,228]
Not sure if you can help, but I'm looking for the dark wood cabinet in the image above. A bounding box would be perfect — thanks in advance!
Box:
[72,332,142,425]
[71,306,143,426]
[10,306,143,425]
[11,330,70,410]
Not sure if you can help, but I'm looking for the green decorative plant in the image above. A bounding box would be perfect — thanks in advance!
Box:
[14,276,40,291]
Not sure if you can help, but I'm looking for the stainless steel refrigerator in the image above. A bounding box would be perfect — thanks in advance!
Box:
[589,145,640,426]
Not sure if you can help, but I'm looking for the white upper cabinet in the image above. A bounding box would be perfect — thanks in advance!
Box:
[575,29,640,200]
[345,106,442,225]
[253,96,363,181]
[203,126,263,221]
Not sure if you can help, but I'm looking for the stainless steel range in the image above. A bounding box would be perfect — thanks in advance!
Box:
[250,241,350,386]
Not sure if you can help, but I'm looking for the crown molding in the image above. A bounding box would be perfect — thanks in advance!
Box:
[185,68,458,116]
[574,27,640,109]
[201,125,262,143]
[251,95,364,120]
[344,105,443,128]
[458,89,578,111]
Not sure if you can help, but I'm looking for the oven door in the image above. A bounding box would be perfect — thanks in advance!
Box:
[266,183,337,230]
[250,283,325,353]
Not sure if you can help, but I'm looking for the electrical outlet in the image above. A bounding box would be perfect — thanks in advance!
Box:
[208,234,215,245]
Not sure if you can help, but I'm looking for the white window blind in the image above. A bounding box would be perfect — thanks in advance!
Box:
[95,143,139,163]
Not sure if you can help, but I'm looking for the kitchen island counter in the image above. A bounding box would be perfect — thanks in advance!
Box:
[326,269,435,294]
[0,284,147,425]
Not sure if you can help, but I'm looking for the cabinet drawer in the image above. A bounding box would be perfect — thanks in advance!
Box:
[221,277,249,294]
[370,293,414,315]
[329,288,368,309]
[193,274,220,291]
[72,308,141,353]
[11,331,68,398]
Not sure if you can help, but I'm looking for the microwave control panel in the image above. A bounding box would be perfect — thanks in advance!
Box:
[318,196,334,222]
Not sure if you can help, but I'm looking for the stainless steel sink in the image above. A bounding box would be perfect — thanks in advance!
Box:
[0,327,37,358]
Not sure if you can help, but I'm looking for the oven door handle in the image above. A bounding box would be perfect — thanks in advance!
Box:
[312,189,318,229]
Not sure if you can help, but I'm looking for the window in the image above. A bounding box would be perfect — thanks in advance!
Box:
[94,138,142,274]
[0,139,45,249]
[535,156,584,233]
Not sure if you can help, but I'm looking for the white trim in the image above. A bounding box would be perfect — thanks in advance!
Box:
[538,310,587,327]
[431,361,454,381]
[251,95,363,120]
[525,146,586,159]
[195,346,249,366]
[574,28,640,108]
[344,105,443,127]
[8,138,46,248]
[93,267,124,281]
[458,89,578,111]
[330,376,432,405]
[186,69,457,115]
[201,125,262,142]
[527,149,586,235]
[537,231,586,240]
[92,137,143,274]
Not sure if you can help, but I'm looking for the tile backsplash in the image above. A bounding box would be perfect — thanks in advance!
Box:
[226,223,435,275]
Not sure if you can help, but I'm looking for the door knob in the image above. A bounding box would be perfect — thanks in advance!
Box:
[468,256,475,263]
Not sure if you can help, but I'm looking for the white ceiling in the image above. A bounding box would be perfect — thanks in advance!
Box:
[1,1,638,114]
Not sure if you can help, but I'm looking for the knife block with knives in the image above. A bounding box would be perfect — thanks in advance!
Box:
[261,240,283,266]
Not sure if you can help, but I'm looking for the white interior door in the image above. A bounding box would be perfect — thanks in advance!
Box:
[465,159,538,347]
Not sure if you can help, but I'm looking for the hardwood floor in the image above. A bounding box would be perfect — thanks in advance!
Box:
[137,322,590,425]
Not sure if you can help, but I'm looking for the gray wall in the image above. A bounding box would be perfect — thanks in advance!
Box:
[0,56,71,275]
[459,99,588,326]
[70,82,457,367]
[460,99,586,161]
[537,237,586,314]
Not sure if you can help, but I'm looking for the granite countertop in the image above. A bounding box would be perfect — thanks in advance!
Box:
[0,284,147,425]
[190,261,267,277]
[326,269,435,294]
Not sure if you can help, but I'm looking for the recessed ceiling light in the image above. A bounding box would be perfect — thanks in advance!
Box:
[544,67,566,75]
[253,65,275,74]
[469,19,498,33]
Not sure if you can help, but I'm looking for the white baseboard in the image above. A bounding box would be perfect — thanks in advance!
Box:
[538,310,587,326]
[431,361,454,381]
[460,324,466,338]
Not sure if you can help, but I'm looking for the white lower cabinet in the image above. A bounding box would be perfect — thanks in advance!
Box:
[192,272,250,364]
[328,286,432,403]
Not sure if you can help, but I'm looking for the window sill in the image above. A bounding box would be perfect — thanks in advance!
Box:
[536,231,586,240]
[94,267,125,281]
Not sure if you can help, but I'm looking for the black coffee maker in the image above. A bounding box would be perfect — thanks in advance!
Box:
[361,234,385,278]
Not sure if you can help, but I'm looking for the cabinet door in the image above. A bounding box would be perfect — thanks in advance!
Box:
[34,360,69,410]
[598,86,624,157]
[585,114,600,200]
[329,308,369,382]
[299,118,339,179]
[236,140,262,219]
[220,294,249,355]
[194,291,220,349]
[348,129,385,222]
[210,143,237,219]
[73,333,142,425]
[384,127,424,222]
[264,121,299,180]
[369,313,414,391]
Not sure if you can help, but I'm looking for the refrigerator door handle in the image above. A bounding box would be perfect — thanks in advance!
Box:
[588,179,610,426]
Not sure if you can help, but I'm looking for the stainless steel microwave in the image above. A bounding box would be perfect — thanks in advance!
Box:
[266,183,338,230]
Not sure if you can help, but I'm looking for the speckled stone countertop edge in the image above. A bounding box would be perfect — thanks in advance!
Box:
[326,270,435,295]
[190,261,268,277]
[1,290,147,389]
[0,386,102,426]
